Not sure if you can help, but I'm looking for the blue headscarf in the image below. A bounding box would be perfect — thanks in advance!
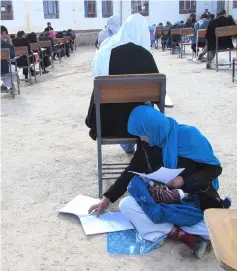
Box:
[128,105,221,190]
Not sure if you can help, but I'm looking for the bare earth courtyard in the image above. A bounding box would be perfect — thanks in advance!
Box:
[1,47,237,271]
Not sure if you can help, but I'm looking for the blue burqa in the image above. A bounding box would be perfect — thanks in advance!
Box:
[127,105,221,226]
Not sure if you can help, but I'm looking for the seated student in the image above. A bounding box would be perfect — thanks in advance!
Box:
[1,25,15,92]
[26,32,50,74]
[191,13,209,57]
[89,105,230,258]
[154,23,163,49]
[97,16,120,48]
[183,13,195,27]
[86,14,158,154]
[38,31,56,58]
[209,14,215,21]
[12,30,39,80]
[205,9,236,69]
[66,29,76,51]
[56,30,70,57]
[166,21,184,49]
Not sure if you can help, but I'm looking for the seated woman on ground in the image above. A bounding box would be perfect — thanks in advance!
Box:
[86,13,159,154]
[89,105,230,258]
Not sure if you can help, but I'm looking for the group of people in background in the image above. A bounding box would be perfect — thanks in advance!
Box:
[150,9,236,69]
[1,22,76,92]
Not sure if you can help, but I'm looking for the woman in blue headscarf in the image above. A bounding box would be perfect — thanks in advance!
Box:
[118,105,229,258]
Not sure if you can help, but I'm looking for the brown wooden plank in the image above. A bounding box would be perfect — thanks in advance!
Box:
[39,40,51,48]
[171,28,182,35]
[14,46,28,56]
[181,28,193,36]
[99,81,161,104]
[96,74,164,79]
[197,29,206,38]
[53,38,60,46]
[216,26,237,37]
[30,42,40,51]
[58,38,65,43]
[1,48,9,60]
[204,209,237,271]
[63,36,71,42]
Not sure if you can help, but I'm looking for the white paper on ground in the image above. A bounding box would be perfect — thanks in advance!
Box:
[79,212,134,235]
[130,167,185,185]
[58,195,134,235]
[58,195,100,217]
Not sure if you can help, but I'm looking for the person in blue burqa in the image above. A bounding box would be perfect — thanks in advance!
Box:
[118,105,230,258]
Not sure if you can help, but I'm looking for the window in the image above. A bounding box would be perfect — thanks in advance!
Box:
[102,0,113,18]
[131,1,149,16]
[1,1,13,20]
[179,0,196,14]
[233,1,237,8]
[84,1,97,18]
[43,0,59,19]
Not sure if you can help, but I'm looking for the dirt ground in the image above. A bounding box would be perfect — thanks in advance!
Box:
[1,47,237,271]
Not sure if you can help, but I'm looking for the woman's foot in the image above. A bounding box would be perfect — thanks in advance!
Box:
[42,70,49,74]
[193,237,210,259]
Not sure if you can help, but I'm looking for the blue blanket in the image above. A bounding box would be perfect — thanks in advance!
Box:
[128,176,204,227]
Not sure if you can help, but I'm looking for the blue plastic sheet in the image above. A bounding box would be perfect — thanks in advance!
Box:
[107,230,167,255]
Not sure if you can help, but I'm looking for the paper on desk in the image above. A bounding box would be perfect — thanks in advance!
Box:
[130,167,185,185]
[58,195,134,235]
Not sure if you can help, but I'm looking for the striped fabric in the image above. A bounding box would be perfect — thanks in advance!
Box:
[149,186,181,204]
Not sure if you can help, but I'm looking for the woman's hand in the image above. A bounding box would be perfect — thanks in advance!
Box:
[167,176,184,189]
[88,196,110,217]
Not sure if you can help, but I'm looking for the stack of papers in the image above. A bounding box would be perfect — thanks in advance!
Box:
[58,195,134,235]
[130,167,185,185]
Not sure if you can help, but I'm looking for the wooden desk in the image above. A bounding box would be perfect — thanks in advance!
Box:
[204,209,237,271]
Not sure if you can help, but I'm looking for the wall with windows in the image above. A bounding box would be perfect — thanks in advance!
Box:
[229,0,237,19]
[2,0,237,35]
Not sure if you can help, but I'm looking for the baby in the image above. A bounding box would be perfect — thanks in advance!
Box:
[148,179,188,204]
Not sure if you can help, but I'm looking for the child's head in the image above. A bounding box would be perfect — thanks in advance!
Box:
[167,176,184,189]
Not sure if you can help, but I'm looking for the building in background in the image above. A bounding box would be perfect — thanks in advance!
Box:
[1,0,237,43]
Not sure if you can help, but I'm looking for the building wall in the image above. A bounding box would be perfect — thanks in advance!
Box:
[2,0,237,42]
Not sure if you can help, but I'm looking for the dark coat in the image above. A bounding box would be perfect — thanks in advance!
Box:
[85,42,159,140]
[104,140,224,211]
[1,39,15,75]
[44,26,53,32]
[206,15,236,51]
[12,37,33,67]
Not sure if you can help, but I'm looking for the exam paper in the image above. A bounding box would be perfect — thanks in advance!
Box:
[58,195,134,235]
[58,195,100,217]
[80,212,134,235]
[130,167,185,185]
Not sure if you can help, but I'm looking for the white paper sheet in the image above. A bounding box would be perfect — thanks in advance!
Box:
[130,167,185,185]
[58,195,134,235]
[58,195,100,217]
[80,212,134,235]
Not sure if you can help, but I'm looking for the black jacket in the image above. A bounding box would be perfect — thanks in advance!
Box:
[44,26,53,32]
[85,42,159,140]
[104,140,223,211]
[1,39,15,74]
[206,15,236,50]
[12,37,33,67]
